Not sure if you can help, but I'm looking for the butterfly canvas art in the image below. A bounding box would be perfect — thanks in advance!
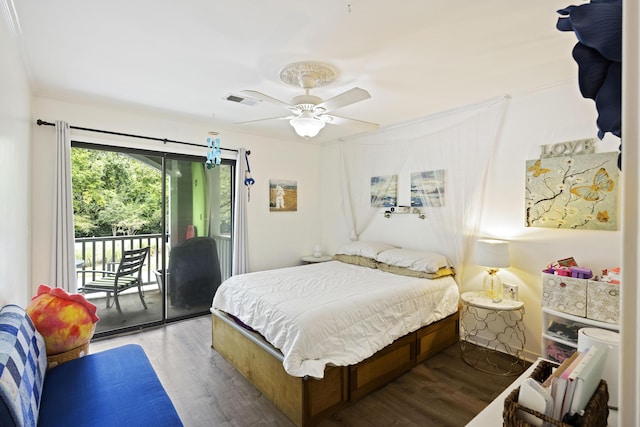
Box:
[525,152,618,230]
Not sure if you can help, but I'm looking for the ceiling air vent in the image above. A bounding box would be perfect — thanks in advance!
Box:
[224,93,260,106]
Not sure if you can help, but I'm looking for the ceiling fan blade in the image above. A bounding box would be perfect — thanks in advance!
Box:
[321,114,379,131]
[241,90,292,108]
[315,87,371,112]
[236,115,294,125]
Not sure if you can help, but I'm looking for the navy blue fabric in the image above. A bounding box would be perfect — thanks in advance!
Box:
[38,344,182,427]
[556,0,622,144]
[168,237,221,308]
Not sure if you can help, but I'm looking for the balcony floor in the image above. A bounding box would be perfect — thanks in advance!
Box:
[86,288,211,335]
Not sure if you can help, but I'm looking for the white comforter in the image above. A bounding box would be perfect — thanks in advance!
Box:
[211,260,459,379]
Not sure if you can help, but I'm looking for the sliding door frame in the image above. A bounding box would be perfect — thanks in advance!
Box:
[72,141,234,338]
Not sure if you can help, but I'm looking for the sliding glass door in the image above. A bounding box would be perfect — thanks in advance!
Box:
[72,144,233,337]
[163,155,233,321]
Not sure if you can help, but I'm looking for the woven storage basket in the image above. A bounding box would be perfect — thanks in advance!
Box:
[47,341,90,369]
[503,360,609,427]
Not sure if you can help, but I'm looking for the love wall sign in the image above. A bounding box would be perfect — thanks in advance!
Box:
[540,138,594,158]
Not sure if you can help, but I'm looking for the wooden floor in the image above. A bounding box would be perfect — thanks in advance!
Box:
[90,315,522,427]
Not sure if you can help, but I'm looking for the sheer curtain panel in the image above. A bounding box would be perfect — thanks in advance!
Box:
[232,148,249,275]
[50,121,77,292]
[338,96,510,275]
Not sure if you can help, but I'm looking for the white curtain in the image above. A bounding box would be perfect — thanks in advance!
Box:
[339,150,406,241]
[232,148,250,274]
[338,96,510,275]
[50,121,77,292]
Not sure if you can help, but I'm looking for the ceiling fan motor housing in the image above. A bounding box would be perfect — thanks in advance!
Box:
[291,94,323,110]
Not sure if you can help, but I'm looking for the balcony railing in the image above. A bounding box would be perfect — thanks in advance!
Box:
[76,234,232,288]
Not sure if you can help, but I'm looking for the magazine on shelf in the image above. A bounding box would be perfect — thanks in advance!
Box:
[529,344,609,423]
[518,378,554,426]
[568,345,609,415]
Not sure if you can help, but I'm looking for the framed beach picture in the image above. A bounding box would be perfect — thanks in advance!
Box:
[269,179,297,212]
[371,175,397,207]
[525,152,618,230]
[411,169,445,207]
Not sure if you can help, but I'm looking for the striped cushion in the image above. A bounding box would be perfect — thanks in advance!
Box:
[0,305,47,427]
[84,275,138,290]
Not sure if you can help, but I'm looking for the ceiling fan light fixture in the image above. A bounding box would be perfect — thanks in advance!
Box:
[289,117,325,138]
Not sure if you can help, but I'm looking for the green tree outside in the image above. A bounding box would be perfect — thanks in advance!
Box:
[72,148,163,237]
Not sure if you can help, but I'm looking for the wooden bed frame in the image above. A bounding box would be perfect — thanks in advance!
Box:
[211,309,460,426]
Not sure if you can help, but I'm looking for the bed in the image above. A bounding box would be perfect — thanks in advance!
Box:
[210,242,461,426]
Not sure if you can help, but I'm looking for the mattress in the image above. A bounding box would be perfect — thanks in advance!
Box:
[211,260,459,378]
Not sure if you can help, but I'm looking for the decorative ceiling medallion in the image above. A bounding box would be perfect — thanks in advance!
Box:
[279,62,336,89]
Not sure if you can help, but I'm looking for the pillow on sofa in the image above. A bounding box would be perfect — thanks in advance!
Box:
[335,241,399,260]
[375,248,449,273]
[0,304,48,427]
[26,285,99,356]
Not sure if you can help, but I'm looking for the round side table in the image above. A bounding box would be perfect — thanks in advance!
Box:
[460,290,526,376]
[301,255,333,264]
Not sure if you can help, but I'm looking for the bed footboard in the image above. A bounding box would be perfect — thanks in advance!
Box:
[212,312,348,426]
[212,309,459,426]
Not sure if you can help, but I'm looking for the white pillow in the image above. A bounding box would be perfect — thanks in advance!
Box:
[375,248,449,273]
[335,241,399,259]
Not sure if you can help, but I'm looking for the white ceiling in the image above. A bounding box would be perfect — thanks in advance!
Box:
[11,0,582,143]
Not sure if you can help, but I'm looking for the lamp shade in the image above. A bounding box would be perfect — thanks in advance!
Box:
[476,239,510,268]
[289,116,325,138]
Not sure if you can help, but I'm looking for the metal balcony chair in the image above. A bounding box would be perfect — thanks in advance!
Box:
[80,247,150,320]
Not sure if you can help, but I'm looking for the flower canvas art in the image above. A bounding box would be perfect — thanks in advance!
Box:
[525,152,618,230]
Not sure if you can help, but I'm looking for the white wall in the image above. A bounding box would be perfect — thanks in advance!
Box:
[13,62,624,364]
[319,82,622,360]
[478,83,621,359]
[0,10,32,307]
[30,97,323,296]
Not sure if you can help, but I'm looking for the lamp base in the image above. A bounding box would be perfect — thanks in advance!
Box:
[483,270,503,303]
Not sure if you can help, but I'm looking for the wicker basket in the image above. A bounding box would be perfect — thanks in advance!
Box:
[503,360,609,427]
[47,342,90,369]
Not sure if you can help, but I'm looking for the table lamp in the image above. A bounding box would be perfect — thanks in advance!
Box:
[476,239,510,302]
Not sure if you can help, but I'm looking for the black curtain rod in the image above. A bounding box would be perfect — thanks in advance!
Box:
[36,119,240,153]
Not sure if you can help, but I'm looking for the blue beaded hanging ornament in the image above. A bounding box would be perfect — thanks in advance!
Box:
[244,151,255,202]
[205,132,221,169]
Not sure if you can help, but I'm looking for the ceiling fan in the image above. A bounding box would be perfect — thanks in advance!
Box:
[239,61,379,138]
